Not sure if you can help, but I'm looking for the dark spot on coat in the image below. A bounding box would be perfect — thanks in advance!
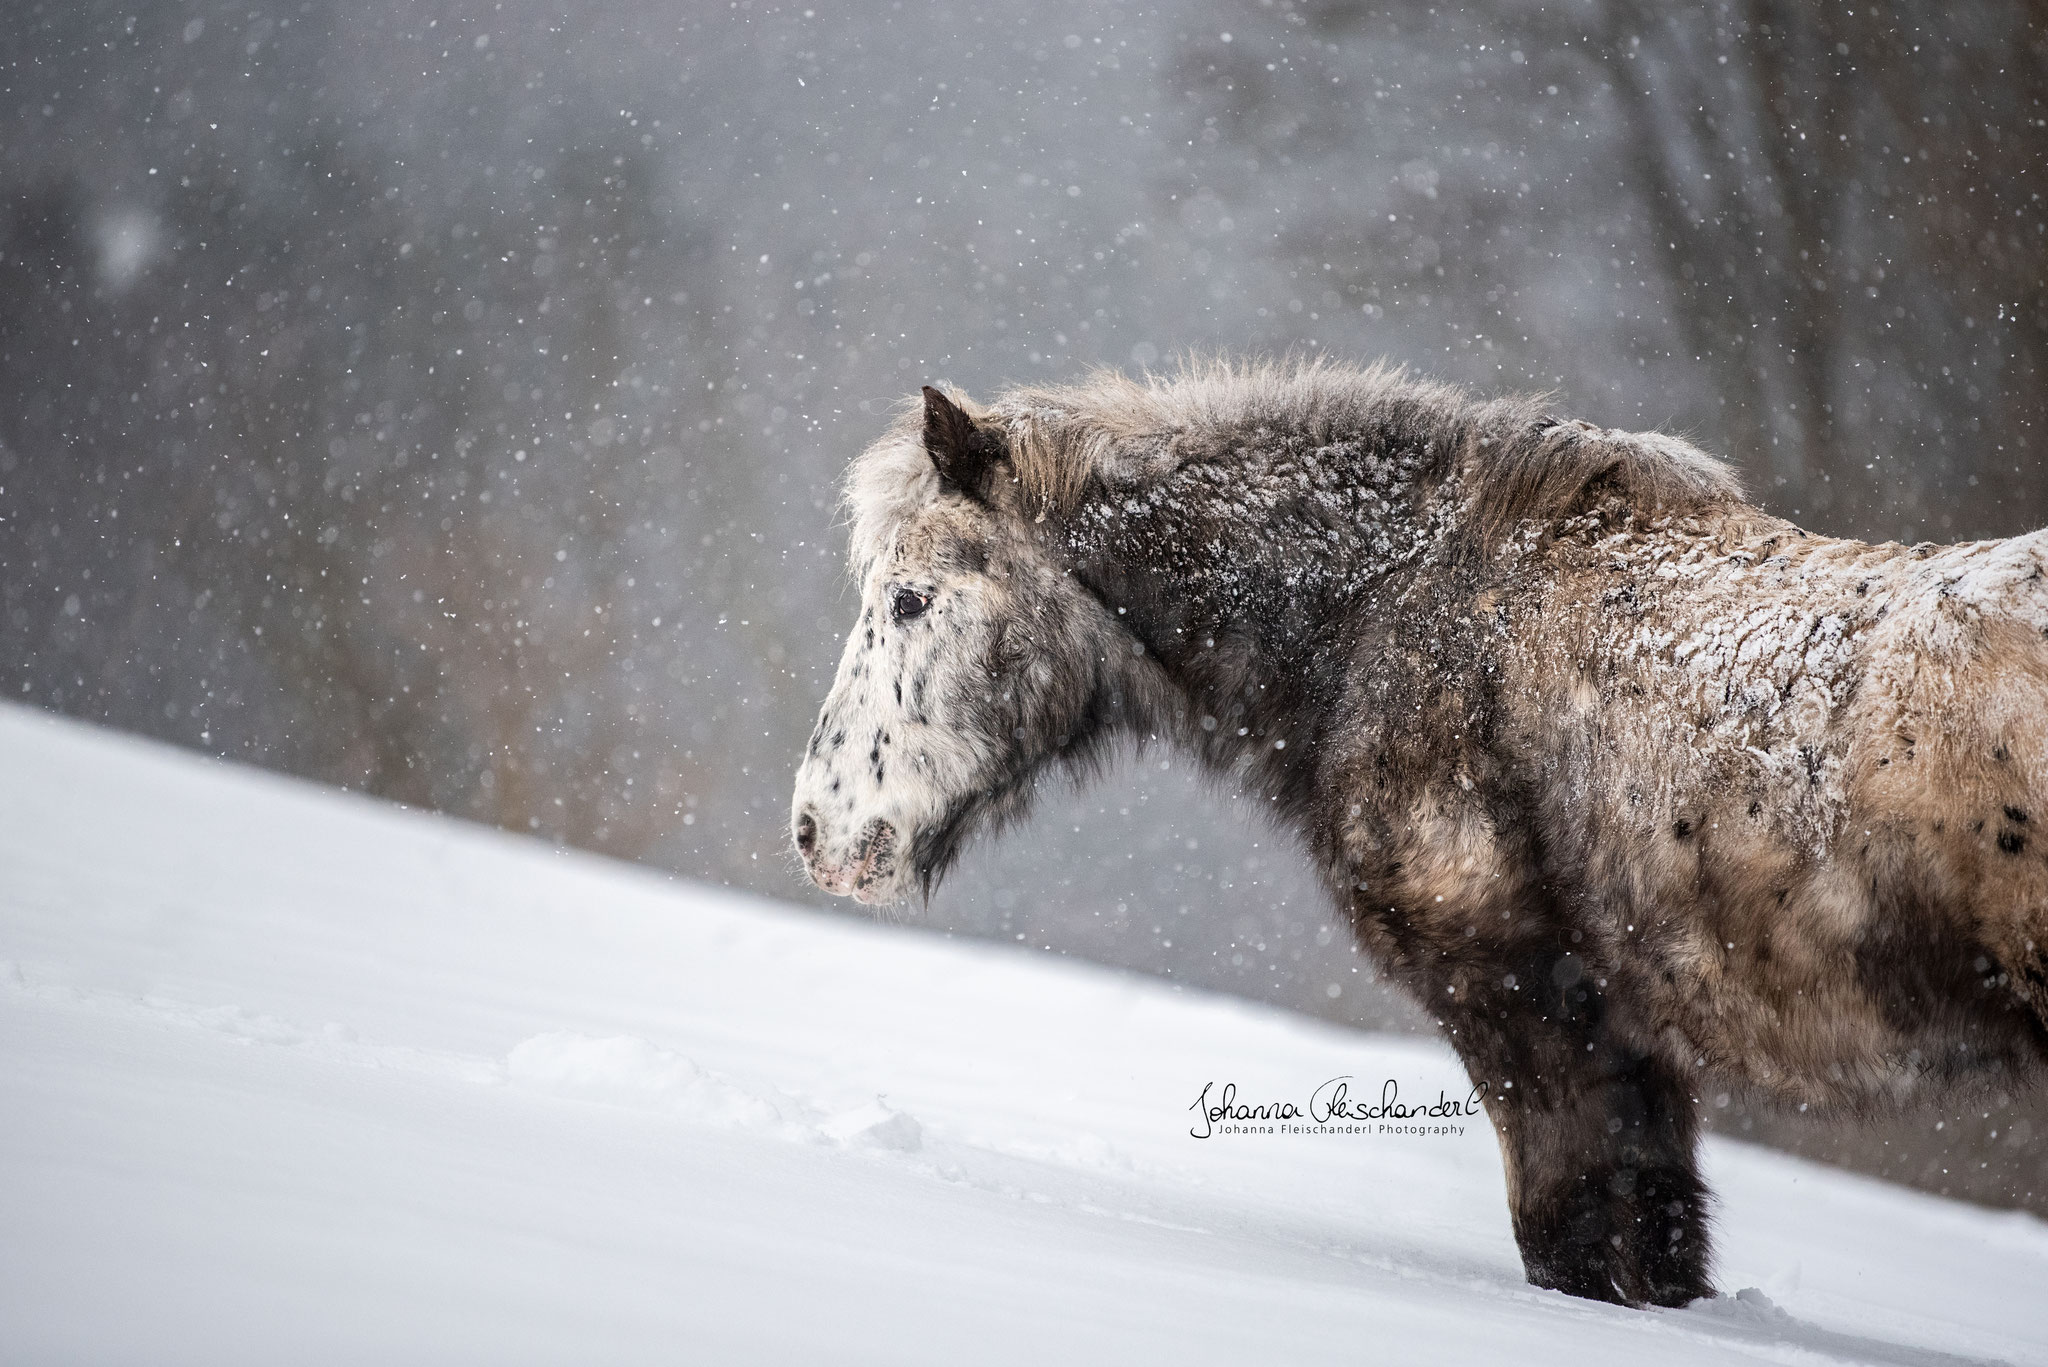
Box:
[950,535,989,575]
[2005,806,2028,825]
[1998,830,2027,856]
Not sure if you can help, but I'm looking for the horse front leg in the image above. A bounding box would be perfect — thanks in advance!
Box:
[1435,968,1714,1306]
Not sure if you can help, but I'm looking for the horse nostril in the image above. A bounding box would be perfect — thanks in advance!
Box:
[795,810,818,853]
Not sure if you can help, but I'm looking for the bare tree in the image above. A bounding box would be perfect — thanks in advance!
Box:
[1591,1,2048,536]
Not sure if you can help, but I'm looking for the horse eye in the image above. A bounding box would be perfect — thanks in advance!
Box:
[891,588,930,620]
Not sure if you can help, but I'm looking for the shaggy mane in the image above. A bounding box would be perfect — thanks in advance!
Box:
[846,357,1742,569]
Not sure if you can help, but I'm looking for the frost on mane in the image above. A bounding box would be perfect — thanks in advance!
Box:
[796,358,2048,1309]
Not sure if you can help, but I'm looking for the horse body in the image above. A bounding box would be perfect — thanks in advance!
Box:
[1510,516,2048,1108]
[791,360,2048,1306]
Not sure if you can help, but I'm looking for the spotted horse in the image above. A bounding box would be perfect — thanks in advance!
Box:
[791,358,2048,1307]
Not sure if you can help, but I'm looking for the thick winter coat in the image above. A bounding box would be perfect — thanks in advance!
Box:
[790,360,2048,1306]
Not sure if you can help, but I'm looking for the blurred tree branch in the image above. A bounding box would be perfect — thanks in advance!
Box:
[1589,1,2047,528]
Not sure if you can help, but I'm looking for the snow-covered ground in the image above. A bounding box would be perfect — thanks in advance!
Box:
[1,703,2043,1366]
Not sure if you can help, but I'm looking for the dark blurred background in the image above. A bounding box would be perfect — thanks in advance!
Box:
[4,0,2045,1210]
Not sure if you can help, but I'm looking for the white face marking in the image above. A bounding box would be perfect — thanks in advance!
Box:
[792,533,996,905]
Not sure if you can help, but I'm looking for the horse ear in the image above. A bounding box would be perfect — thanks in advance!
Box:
[922,385,998,498]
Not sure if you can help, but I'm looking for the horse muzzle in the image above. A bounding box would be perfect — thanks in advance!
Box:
[794,809,902,904]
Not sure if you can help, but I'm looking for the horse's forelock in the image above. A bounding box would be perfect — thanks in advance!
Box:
[843,410,939,578]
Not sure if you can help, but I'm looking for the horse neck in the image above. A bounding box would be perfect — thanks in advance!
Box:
[1047,439,1456,807]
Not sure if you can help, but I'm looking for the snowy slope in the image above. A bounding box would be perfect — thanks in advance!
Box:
[1,704,2043,1366]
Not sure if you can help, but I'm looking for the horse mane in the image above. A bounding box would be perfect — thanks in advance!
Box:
[845,356,1742,568]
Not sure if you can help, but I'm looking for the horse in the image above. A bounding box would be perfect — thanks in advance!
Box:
[789,358,2048,1307]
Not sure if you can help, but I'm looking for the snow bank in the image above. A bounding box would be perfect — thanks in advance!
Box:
[0,703,2042,1365]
